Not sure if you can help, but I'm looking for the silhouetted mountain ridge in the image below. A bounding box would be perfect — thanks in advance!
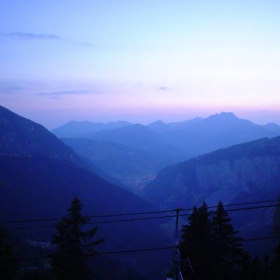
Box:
[85,123,184,157]
[158,112,279,157]
[52,120,131,138]
[53,112,280,160]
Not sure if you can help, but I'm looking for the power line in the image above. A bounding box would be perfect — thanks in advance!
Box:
[1,199,279,225]
[0,209,175,225]
[1,246,175,261]
[3,214,177,231]
[3,235,280,262]
[179,204,279,218]
[2,203,279,232]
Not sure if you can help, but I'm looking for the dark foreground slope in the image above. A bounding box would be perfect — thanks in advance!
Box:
[0,154,172,278]
[0,106,172,279]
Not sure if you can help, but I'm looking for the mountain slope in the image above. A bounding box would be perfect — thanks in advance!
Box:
[0,105,79,161]
[143,136,280,254]
[62,138,180,179]
[0,154,171,278]
[0,105,125,185]
[85,123,184,157]
[144,136,280,209]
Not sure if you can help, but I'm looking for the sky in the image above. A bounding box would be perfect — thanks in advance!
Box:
[1,0,280,129]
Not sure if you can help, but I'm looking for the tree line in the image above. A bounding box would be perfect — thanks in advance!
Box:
[168,201,280,280]
[1,198,280,279]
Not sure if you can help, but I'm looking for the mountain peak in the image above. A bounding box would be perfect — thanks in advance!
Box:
[207,112,238,122]
[147,120,169,133]
[149,120,166,125]
[214,112,237,118]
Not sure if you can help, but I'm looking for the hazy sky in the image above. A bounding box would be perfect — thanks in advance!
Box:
[1,0,280,129]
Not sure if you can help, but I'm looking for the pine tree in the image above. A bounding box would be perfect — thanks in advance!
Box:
[179,201,248,280]
[211,201,245,279]
[51,197,104,280]
[179,202,213,279]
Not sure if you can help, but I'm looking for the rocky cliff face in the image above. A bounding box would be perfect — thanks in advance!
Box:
[195,155,280,204]
[144,137,280,248]
[144,137,280,209]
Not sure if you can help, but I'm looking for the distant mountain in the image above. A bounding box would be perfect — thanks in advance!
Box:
[263,122,280,134]
[62,138,181,180]
[147,118,204,133]
[55,113,280,161]
[167,117,203,130]
[147,120,170,133]
[52,120,131,138]
[85,123,184,158]
[143,136,280,252]
[156,112,280,157]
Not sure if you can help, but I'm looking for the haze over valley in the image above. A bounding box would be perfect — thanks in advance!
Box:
[53,112,280,193]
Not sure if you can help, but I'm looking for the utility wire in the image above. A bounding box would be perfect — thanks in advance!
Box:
[2,203,279,232]
[179,204,278,218]
[0,209,175,224]
[1,246,175,261]
[1,199,278,225]
[3,214,177,231]
[3,235,280,262]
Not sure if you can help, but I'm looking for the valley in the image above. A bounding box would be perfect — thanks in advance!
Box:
[1,105,280,279]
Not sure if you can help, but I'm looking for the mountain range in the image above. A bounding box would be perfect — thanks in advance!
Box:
[52,120,131,138]
[52,112,280,191]
[0,105,171,279]
[2,104,280,277]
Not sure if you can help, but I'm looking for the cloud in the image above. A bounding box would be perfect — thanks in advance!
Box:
[79,42,95,48]
[0,85,25,94]
[37,89,101,98]
[2,32,95,49]
[2,32,63,41]
[158,86,169,91]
